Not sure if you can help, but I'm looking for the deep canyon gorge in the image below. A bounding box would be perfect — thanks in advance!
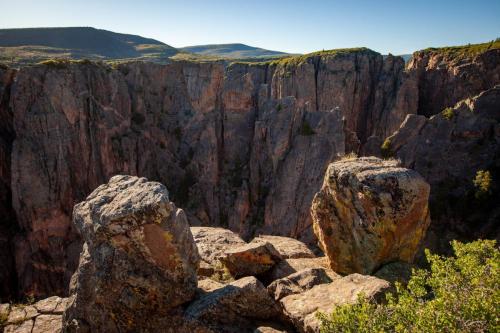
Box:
[0,44,499,305]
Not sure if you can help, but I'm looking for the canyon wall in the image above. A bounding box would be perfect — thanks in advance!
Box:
[0,46,499,299]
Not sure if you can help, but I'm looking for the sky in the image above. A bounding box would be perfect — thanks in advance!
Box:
[0,0,499,55]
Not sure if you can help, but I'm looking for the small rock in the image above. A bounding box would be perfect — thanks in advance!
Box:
[221,242,281,278]
[250,235,315,259]
[191,227,246,277]
[280,274,391,333]
[197,278,225,293]
[267,257,338,282]
[185,276,280,331]
[34,296,68,314]
[267,268,333,301]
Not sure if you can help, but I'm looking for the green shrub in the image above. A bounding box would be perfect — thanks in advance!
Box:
[276,103,282,112]
[442,107,455,120]
[299,120,315,136]
[473,170,492,199]
[380,138,393,158]
[318,239,500,333]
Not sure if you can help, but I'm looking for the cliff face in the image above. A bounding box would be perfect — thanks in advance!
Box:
[0,66,17,300]
[409,48,500,117]
[385,86,500,253]
[1,45,499,299]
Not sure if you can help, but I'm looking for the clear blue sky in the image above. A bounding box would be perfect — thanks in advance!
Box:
[0,0,499,55]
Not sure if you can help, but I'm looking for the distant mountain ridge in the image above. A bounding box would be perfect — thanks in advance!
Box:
[180,43,289,59]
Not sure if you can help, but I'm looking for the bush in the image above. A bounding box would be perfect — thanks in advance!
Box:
[442,107,455,120]
[318,240,500,333]
[299,120,315,136]
[473,170,492,199]
[380,138,393,159]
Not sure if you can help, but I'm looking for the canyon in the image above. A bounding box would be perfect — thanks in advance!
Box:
[0,43,499,301]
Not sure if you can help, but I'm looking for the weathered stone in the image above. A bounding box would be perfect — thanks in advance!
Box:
[63,175,200,332]
[312,157,431,274]
[32,314,62,333]
[250,235,315,259]
[267,268,333,300]
[267,257,339,282]
[221,242,281,278]
[280,274,391,333]
[34,296,68,314]
[191,227,246,277]
[197,278,225,293]
[185,276,281,332]
[4,319,34,333]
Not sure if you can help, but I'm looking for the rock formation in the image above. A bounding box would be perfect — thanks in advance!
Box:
[311,157,431,274]
[408,47,500,117]
[381,86,500,251]
[63,175,200,332]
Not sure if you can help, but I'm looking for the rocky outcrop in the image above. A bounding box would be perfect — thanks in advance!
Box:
[280,274,391,333]
[409,47,500,117]
[1,296,68,333]
[311,157,431,274]
[63,175,200,332]
[383,86,500,251]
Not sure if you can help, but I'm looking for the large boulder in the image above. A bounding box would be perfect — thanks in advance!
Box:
[63,175,200,332]
[311,157,430,274]
[280,274,391,333]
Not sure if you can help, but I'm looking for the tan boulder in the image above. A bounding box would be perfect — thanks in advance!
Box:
[311,157,430,274]
[280,274,391,333]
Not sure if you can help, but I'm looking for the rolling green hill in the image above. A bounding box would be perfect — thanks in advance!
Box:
[0,27,178,66]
